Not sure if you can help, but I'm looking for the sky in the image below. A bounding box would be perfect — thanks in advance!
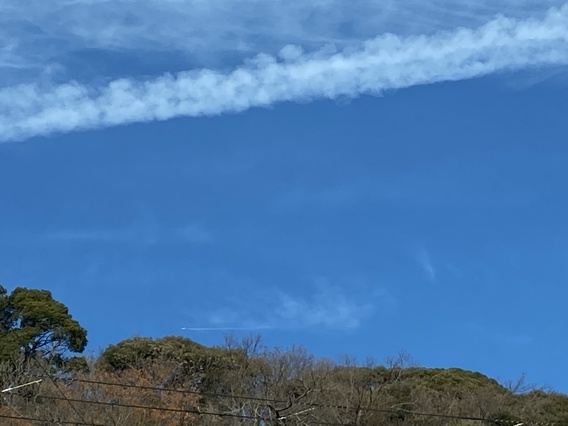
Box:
[1,0,568,393]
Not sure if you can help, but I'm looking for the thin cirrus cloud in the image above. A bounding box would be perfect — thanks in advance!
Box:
[188,281,380,331]
[1,0,560,72]
[0,3,567,142]
[416,249,437,282]
[276,284,374,329]
[43,221,213,245]
[182,326,275,331]
[467,322,532,347]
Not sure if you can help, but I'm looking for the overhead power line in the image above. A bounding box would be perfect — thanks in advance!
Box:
[12,390,472,426]
[0,412,111,426]
[31,357,90,425]
[13,389,515,426]
[67,376,289,404]
[19,392,259,421]
[0,410,340,426]
[8,391,390,426]
[11,388,568,426]
[50,377,496,424]
[11,374,568,426]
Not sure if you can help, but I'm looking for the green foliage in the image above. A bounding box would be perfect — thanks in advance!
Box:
[518,390,568,423]
[404,367,508,393]
[0,285,87,363]
[4,285,568,426]
[3,326,568,425]
[98,335,244,370]
[64,355,90,372]
[98,335,247,392]
[97,336,157,370]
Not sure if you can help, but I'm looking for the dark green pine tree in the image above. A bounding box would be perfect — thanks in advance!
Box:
[0,285,87,363]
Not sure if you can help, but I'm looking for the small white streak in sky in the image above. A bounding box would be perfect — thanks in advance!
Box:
[0,4,567,142]
[416,249,437,282]
[182,326,274,331]
[42,220,213,245]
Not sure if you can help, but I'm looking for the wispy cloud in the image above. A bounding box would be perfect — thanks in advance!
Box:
[44,220,213,245]
[182,326,274,331]
[189,279,384,331]
[46,229,119,242]
[1,0,560,78]
[416,249,437,282]
[176,224,214,244]
[276,281,374,329]
[272,178,426,212]
[1,4,567,142]
[467,322,532,346]
[274,180,378,211]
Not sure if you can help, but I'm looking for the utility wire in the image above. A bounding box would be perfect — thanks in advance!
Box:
[15,374,568,426]
[9,392,402,426]
[295,400,490,422]
[19,392,260,421]
[0,410,341,426]
[10,390,568,426]
[51,377,497,423]
[30,357,92,426]
[2,379,43,421]
[0,412,111,426]
[11,391,521,426]
[67,376,288,404]
[24,378,360,425]
[0,409,566,426]
[33,379,552,426]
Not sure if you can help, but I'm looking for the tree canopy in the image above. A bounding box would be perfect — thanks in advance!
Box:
[0,285,87,362]
[2,287,568,425]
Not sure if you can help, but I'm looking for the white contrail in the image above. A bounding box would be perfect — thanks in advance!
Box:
[0,4,567,142]
[182,326,274,331]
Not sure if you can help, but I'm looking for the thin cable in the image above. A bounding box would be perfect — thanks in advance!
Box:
[30,376,568,426]
[11,391,567,426]
[30,357,92,426]
[23,393,261,421]
[2,378,43,421]
[0,412,112,426]
[67,376,288,404]
[57,377,495,423]
[14,392,358,426]
[294,400,491,423]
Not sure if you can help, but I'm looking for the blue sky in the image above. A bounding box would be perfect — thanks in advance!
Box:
[1,0,568,392]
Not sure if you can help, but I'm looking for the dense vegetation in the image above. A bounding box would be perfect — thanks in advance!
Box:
[1,286,567,426]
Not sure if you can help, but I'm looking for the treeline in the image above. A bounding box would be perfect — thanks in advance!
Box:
[2,286,568,425]
[3,335,568,426]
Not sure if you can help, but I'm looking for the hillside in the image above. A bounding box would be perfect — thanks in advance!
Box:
[1,334,568,425]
